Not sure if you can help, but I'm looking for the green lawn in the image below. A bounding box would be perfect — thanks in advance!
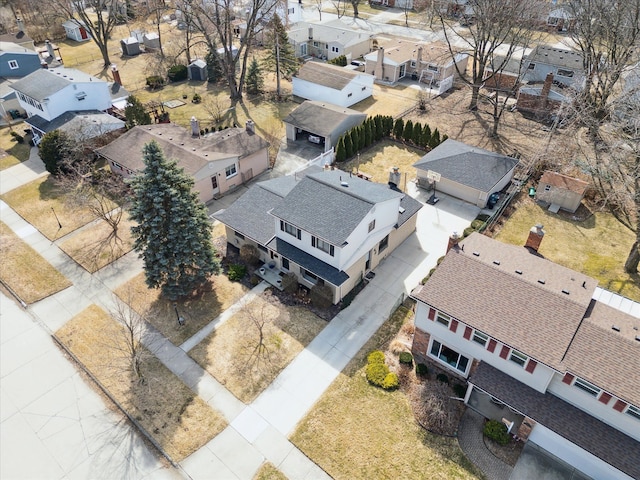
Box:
[291,304,481,480]
[494,196,639,300]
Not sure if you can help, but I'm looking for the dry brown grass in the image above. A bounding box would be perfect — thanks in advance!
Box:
[56,305,226,461]
[1,176,96,240]
[353,83,419,118]
[59,214,135,273]
[340,139,424,184]
[291,302,481,480]
[189,292,326,403]
[253,462,287,480]
[115,272,249,345]
[0,127,31,171]
[0,221,71,304]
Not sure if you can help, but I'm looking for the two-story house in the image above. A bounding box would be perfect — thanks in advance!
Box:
[95,121,269,204]
[411,231,639,480]
[214,169,423,304]
[10,67,125,144]
[0,41,42,118]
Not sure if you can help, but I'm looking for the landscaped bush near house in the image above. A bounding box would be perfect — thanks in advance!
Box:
[476,213,490,222]
[436,373,449,384]
[381,372,399,390]
[399,352,413,365]
[366,361,389,385]
[484,420,510,446]
[366,350,399,390]
[463,226,475,238]
[310,283,333,309]
[328,55,347,66]
[192,93,202,104]
[368,350,385,364]
[168,64,188,82]
[281,272,298,294]
[227,264,247,281]
[416,363,428,376]
[240,244,261,266]
[453,383,467,398]
[146,75,164,89]
[10,131,24,143]
[471,219,485,230]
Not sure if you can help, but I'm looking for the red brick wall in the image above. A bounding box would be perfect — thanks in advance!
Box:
[412,329,431,365]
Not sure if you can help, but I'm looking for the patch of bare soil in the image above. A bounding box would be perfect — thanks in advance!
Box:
[484,432,524,467]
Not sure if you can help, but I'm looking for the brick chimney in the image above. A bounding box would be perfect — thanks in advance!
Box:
[447,232,461,253]
[525,224,545,252]
[111,64,122,85]
[540,73,554,109]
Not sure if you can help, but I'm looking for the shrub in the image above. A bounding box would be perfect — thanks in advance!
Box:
[167,64,188,82]
[146,75,164,89]
[240,244,261,265]
[367,350,385,364]
[227,264,247,281]
[476,213,491,222]
[381,372,399,390]
[453,383,467,398]
[10,131,24,143]
[249,275,261,286]
[436,373,449,384]
[399,352,413,365]
[484,420,510,445]
[463,226,475,238]
[416,363,428,376]
[471,219,484,230]
[281,272,298,293]
[200,129,205,136]
[366,362,389,386]
[192,93,202,103]
[204,127,209,133]
[310,283,333,309]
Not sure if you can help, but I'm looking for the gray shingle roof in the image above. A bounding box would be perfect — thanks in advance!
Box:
[282,101,367,138]
[270,170,403,245]
[213,180,293,245]
[267,237,349,286]
[295,62,359,90]
[527,45,583,71]
[398,194,423,228]
[10,67,99,101]
[470,362,640,480]
[411,233,597,370]
[26,110,123,134]
[414,139,519,193]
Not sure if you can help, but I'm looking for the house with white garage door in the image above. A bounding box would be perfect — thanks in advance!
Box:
[292,62,374,108]
[283,100,367,153]
[413,139,518,208]
[411,231,640,480]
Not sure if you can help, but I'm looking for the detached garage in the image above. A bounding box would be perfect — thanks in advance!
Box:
[414,139,519,208]
[282,100,367,153]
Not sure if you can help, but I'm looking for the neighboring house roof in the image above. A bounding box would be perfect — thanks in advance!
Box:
[413,139,519,193]
[95,123,267,175]
[109,81,130,104]
[282,100,367,137]
[562,301,639,407]
[411,232,598,370]
[26,110,124,137]
[364,40,454,67]
[486,55,523,76]
[526,45,583,71]
[295,62,360,90]
[539,171,588,195]
[0,31,34,48]
[11,67,101,101]
[62,20,87,29]
[548,7,575,20]
[470,362,640,480]
[0,41,36,54]
[518,86,568,102]
[271,170,404,245]
[289,21,372,48]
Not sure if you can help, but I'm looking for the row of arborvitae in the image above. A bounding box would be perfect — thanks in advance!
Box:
[365,350,399,390]
[335,115,448,162]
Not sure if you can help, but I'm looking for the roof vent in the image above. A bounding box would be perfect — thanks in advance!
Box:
[515,270,522,275]
[538,279,546,284]
[612,325,620,332]
[493,260,500,265]
[562,289,570,295]
[341,181,349,187]
[472,251,480,257]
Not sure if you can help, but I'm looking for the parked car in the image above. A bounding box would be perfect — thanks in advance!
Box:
[308,134,322,144]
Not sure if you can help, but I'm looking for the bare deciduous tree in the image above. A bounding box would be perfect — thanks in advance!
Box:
[110,292,149,384]
[202,95,229,126]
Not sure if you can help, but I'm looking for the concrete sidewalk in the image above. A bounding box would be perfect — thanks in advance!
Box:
[0,146,47,195]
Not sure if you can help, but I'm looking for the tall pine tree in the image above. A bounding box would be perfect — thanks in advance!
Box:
[263,14,298,98]
[129,141,220,300]
[246,57,264,95]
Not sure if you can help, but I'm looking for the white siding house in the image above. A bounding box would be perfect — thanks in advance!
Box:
[292,62,374,107]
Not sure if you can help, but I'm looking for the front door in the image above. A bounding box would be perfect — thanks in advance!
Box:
[365,249,372,271]
[211,175,219,195]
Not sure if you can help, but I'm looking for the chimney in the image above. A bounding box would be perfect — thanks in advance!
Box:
[111,64,122,85]
[245,119,255,134]
[374,47,385,80]
[540,72,554,109]
[45,40,55,59]
[16,18,25,33]
[447,232,461,253]
[308,27,313,40]
[191,116,200,136]
[525,224,545,252]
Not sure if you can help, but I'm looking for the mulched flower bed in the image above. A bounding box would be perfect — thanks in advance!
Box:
[484,433,524,466]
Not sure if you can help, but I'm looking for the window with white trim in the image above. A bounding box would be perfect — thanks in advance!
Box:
[379,234,389,252]
[427,65,438,72]
[314,237,331,254]
[430,340,469,374]
[8,60,19,70]
[472,330,488,346]
[626,405,640,421]
[234,231,245,240]
[436,312,450,327]
[573,377,601,397]
[281,258,289,270]
[302,268,323,285]
[283,222,298,238]
[225,164,237,178]
[544,184,551,192]
[509,350,528,367]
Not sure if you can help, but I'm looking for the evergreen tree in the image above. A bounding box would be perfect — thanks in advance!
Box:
[422,124,432,147]
[402,120,413,143]
[364,120,372,147]
[358,125,366,150]
[206,48,224,83]
[335,136,346,162]
[373,116,382,140]
[441,134,449,143]
[384,116,394,137]
[429,128,441,149]
[246,58,264,95]
[393,118,404,139]
[129,141,220,300]
[412,122,422,145]
[124,95,151,128]
[263,14,298,97]
[344,133,353,158]
[39,130,75,175]
[350,128,359,154]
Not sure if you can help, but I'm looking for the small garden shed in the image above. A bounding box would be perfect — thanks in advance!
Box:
[62,20,90,42]
[188,59,207,81]
[536,171,588,213]
[143,33,160,50]
[120,37,141,56]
